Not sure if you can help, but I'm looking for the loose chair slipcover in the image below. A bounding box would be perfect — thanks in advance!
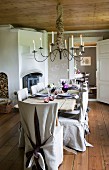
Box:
[31,83,45,95]
[17,88,28,101]
[18,101,63,170]
[59,86,91,152]
[17,88,28,147]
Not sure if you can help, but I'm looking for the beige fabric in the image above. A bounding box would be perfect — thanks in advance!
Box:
[18,101,63,170]
[37,82,45,92]
[59,87,91,152]
[17,88,28,101]
[17,88,28,147]
[31,85,39,95]
[31,83,45,95]
[24,98,76,113]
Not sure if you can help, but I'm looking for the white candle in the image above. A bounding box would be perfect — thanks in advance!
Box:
[65,39,67,49]
[82,42,84,51]
[74,52,77,56]
[50,44,51,52]
[40,38,42,47]
[80,34,82,45]
[33,40,35,50]
[52,31,54,44]
[72,35,74,47]
[79,51,82,56]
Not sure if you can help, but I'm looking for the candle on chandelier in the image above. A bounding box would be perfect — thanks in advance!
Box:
[52,31,54,44]
[33,40,35,50]
[74,52,77,56]
[72,35,74,47]
[80,34,82,46]
[82,42,84,51]
[65,39,67,49]
[40,38,42,47]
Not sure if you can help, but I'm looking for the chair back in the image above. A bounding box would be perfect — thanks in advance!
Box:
[37,82,45,92]
[18,101,60,169]
[17,88,28,101]
[79,86,88,122]
[31,83,45,95]
[31,85,39,95]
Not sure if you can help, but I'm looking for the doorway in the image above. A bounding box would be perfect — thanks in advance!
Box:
[76,47,97,99]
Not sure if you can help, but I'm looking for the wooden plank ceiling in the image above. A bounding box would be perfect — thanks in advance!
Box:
[0,0,109,32]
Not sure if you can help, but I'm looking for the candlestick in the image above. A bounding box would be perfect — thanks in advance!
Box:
[33,40,35,50]
[72,35,74,47]
[40,38,42,47]
[52,31,54,44]
[80,34,82,46]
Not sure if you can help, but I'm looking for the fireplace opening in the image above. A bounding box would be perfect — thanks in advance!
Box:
[0,72,9,98]
[23,72,42,93]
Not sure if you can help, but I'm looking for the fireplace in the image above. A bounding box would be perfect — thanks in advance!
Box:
[23,72,43,93]
[0,72,9,98]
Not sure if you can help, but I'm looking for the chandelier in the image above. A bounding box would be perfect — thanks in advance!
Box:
[32,3,85,62]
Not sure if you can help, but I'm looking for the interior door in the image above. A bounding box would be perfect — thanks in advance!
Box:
[97,39,109,104]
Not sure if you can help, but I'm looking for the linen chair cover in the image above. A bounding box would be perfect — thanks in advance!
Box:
[31,85,39,95]
[17,88,28,101]
[17,88,29,148]
[18,101,63,170]
[79,85,89,134]
[59,86,91,152]
[37,82,45,92]
[31,83,45,95]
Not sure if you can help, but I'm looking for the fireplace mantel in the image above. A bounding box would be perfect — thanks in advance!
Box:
[21,69,43,78]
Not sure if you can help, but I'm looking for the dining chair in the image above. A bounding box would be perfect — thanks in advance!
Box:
[31,85,39,95]
[18,101,63,170]
[37,82,45,91]
[59,86,91,152]
[17,88,28,148]
[17,88,28,101]
[31,83,45,95]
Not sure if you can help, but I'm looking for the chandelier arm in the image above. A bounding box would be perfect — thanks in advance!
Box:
[50,55,57,62]
[63,49,76,61]
[34,48,62,62]
[34,54,48,62]
[63,49,83,62]
[50,49,61,62]
[62,49,74,61]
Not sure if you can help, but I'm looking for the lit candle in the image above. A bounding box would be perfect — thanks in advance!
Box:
[33,40,35,50]
[50,44,51,52]
[52,31,54,44]
[65,39,67,49]
[79,51,82,56]
[72,35,74,47]
[40,37,42,47]
[74,52,77,56]
[80,34,82,46]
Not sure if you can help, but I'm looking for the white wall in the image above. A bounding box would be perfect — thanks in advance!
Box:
[0,29,48,103]
[18,30,48,88]
[0,29,19,101]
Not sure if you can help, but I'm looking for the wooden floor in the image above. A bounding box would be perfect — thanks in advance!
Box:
[0,101,109,170]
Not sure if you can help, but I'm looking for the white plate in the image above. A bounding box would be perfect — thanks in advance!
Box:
[35,93,48,97]
[57,93,71,97]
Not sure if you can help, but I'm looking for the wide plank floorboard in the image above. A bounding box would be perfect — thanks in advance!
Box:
[0,101,109,170]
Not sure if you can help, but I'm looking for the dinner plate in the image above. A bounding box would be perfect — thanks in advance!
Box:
[35,93,48,97]
[30,93,48,98]
[57,93,71,98]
